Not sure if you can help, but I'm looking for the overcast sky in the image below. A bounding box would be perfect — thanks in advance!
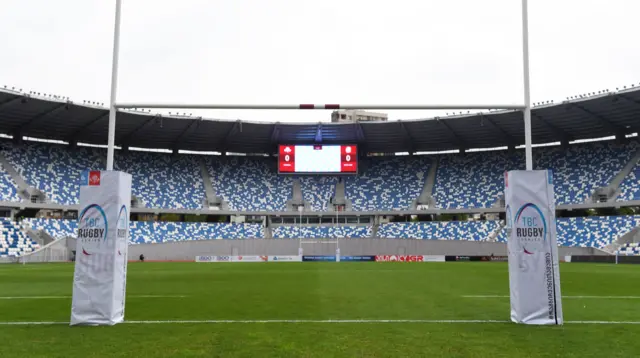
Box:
[1,0,639,124]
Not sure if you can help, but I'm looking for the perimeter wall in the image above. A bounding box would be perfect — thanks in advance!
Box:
[125,239,607,261]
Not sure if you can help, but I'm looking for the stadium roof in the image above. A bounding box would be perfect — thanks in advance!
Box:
[1,87,640,154]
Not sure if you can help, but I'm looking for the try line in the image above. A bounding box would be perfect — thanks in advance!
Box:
[2,319,640,326]
[462,295,640,299]
[0,295,187,300]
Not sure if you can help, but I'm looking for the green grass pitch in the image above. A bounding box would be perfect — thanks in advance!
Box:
[1,262,639,357]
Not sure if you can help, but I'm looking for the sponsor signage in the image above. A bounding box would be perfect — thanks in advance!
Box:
[375,255,425,262]
[422,255,446,262]
[340,256,376,262]
[71,171,132,326]
[236,255,268,262]
[195,255,268,262]
[268,255,302,262]
[505,170,563,325]
[489,256,508,262]
[444,256,507,262]
[302,255,337,262]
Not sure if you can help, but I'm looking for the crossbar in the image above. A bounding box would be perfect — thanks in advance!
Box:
[114,103,526,110]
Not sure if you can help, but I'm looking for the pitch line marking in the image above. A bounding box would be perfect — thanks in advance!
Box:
[3,319,640,325]
[462,295,640,299]
[0,295,187,300]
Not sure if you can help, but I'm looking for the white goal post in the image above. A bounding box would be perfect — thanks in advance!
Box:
[104,0,534,172]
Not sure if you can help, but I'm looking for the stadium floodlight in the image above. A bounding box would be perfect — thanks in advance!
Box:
[105,0,535,171]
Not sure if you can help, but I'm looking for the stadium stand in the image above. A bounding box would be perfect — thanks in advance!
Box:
[26,218,264,244]
[433,151,521,209]
[617,242,640,255]
[537,141,637,205]
[0,141,207,209]
[1,139,638,211]
[496,215,640,248]
[617,162,640,202]
[0,218,39,257]
[298,176,338,211]
[21,213,640,251]
[272,225,372,239]
[24,218,77,240]
[555,215,640,248]
[0,163,21,202]
[0,141,103,205]
[129,221,264,243]
[345,156,430,211]
[114,151,205,209]
[495,225,508,243]
[378,220,501,241]
[207,156,292,211]
[432,141,638,208]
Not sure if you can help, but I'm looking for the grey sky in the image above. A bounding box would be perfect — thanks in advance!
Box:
[1,0,639,124]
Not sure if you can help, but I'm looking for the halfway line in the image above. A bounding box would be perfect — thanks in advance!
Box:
[2,319,640,326]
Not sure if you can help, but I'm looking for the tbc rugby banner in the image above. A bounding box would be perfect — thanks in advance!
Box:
[505,170,563,325]
[71,171,132,326]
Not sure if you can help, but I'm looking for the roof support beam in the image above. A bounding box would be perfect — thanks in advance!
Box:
[570,104,625,136]
[614,94,640,134]
[354,122,366,143]
[399,122,416,152]
[172,119,201,149]
[314,123,323,143]
[270,124,281,143]
[0,95,23,110]
[65,111,109,142]
[14,103,67,134]
[117,115,159,146]
[220,120,242,152]
[438,120,468,150]
[531,113,571,143]
[481,115,517,147]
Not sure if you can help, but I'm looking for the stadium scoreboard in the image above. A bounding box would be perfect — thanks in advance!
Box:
[278,144,357,174]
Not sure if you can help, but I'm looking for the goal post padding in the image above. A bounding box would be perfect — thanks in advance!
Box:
[505,170,563,325]
[70,170,131,326]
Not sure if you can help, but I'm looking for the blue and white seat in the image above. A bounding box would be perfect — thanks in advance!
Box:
[345,157,430,211]
[0,163,20,202]
[208,157,292,211]
[378,221,500,241]
[27,218,264,244]
[115,151,205,209]
[555,215,640,248]
[24,218,77,239]
[433,151,522,209]
[617,242,640,255]
[299,176,338,211]
[538,142,635,205]
[272,225,372,239]
[0,218,39,257]
[0,141,103,205]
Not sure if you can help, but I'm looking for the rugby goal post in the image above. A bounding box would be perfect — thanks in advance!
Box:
[90,0,552,326]
[106,0,534,172]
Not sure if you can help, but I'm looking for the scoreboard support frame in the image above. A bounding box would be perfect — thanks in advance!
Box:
[106,0,534,171]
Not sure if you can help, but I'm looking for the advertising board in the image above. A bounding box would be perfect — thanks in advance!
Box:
[195,256,268,262]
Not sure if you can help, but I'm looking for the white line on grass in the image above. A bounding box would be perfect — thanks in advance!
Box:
[0,295,187,300]
[463,295,640,299]
[2,319,640,325]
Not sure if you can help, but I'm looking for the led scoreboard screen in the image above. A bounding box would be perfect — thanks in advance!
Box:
[278,145,358,174]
